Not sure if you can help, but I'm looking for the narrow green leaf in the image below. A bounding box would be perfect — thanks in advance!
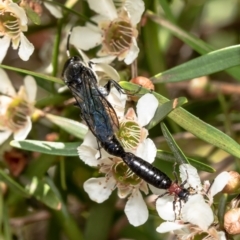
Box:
[10,140,80,156]
[156,150,215,173]
[161,122,189,164]
[0,65,62,84]
[146,97,188,130]
[120,82,240,159]
[25,6,41,25]
[26,177,61,210]
[46,113,88,139]
[151,45,240,83]
[146,10,240,80]
[0,169,30,197]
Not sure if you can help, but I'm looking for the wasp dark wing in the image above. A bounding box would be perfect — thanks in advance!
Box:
[63,57,119,141]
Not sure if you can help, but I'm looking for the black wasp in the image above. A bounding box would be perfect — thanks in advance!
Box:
[62,34,192,203]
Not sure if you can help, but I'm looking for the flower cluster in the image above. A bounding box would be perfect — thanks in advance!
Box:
[78,87,159,226]
[70,0,145,64]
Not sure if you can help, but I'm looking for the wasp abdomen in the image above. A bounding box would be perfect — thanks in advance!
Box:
[122,152,172,189]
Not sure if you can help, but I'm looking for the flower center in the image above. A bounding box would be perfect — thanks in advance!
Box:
[6,97,32,132]
[112,161,142,185]
[103,20,133,55]
[0,9,21,39]
[117,120,141,150]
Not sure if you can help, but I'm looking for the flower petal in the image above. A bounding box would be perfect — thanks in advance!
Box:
[24,76,37,102]
[124,0,145,25]
[0,69,16,96]
[124,190,148,226]
[87,0,118,20]
[179,164,202,190]
[156,195,176,221]
[14,116,32,140]
[93,63,120,82]
[18,33,34,61]
[71,26,102,51]
[83,177,116,203]
[78,144,99,167]
[0,130,12,145]
[123,38,139,65]
[209,171,230,197]
[43,2,63,18]
[106,88,127,119]
[182,194,214,231]
[148,184,166,195]
[0,36,10,63]
[8,2,28,25]
[136,93,158,126]
[156,222,186,233]
[135,138,156,164]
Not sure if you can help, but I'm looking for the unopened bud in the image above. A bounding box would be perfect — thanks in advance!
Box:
[188,76,209,98]
[222,171,240,194]
[130,76,154,101]
[224,208,240,235]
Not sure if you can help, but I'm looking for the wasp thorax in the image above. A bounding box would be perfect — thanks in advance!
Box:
[102,19,133,55]
[112,161,142,186]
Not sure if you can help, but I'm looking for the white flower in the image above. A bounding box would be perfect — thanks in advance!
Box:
[155,164,230,239]
[0,69,36,144]
[0,0,34,62]
[43,1,63,19]
[78,93,159,226]
[70,0,145,64]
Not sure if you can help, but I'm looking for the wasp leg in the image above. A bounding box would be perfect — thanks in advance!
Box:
[96,140,102,160]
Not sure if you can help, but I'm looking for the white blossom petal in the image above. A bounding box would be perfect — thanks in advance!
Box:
[71,26,102,51]
[124,0,145,25]
[156,195,176,221]
[179,164,202,190]
[91,55,116,64]
[44,2,63,18]
[124,190,148,226]
[78,144,100,167]
[87,0,118,20]
[0,69,16,96]
[83,177,116,203]
[14,116,32,140]
[81,131,99,148]
[135,139,156,164]
[18,33,34,61]
[136,93,158,126]
[93,63,120,82]
[0,36,11,63]
[123,38,139,65]
[148,184,166,195]
[106,88,127,119]
[24,76,37,102]
[156,222,186,233]
[8,2,28,25]
[209,171,230,197]
[0,130,12,145]
[0,95,12,116]
[182,194,213,231]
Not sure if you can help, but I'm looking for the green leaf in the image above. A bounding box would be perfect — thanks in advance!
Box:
[0,65,62,84]
[156,150,215,173]
[120,82,240,159]
[26,177,61,210]
[146,97,188,130]
[0,169,29,197]
[161,122,190,164]
[146,11,240,80]
[25,6,41,25]
[46,113,88,139]
[152,45,240,83]
[10,140,80,156]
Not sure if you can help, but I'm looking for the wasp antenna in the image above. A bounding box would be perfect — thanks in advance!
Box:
[66,27,74,58]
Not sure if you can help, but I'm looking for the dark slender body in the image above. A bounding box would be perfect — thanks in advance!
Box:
[62,56,190,201]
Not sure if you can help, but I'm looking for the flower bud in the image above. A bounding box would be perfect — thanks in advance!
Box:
[224,208,240,235]
[222,171,240,194]
[130,76,154,101]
